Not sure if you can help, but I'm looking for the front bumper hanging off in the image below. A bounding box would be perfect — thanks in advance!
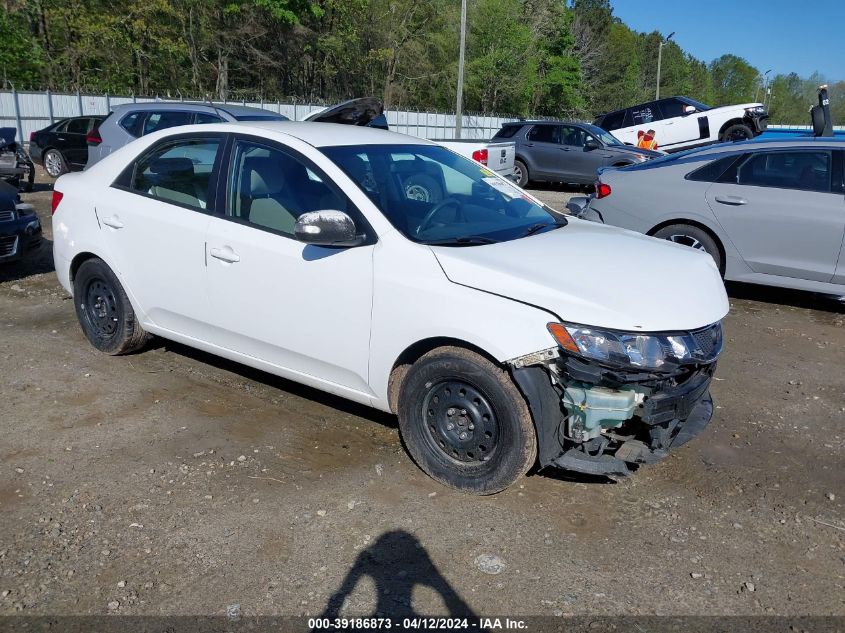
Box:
[511,351,717,477]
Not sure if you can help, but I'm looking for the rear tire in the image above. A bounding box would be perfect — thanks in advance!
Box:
[73,258,151,355]
[653,223,724,275]
[721,123,753,142]
[513,159,529,188]
[397,347,537,495]
[44,149,67,178]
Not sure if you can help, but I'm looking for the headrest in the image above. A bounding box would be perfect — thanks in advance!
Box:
[149,157,194,177]
[247,157,286,196]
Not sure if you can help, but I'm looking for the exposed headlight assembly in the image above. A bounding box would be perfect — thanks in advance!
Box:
[547,322,723,370]
[746,106,767,116]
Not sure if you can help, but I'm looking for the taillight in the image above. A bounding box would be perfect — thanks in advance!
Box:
[595,181,612,199]
[471,148,489,165]
[29,132,35,142]
[51,190,64,215]
[86,128,102,146]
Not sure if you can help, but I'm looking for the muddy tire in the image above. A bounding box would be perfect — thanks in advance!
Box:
[513,159,529,188]
[653,223,724,275]
[73,258,151,355]
[397,347,537,495]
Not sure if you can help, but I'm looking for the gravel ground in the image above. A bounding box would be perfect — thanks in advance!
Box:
[0,171,842,618]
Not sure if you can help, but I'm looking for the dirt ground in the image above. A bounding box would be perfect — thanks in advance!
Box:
[0,170,843,619]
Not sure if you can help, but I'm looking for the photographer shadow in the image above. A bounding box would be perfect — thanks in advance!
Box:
[318,530,477,625]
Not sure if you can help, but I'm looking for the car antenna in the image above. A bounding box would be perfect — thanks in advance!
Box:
[204,94,226,121]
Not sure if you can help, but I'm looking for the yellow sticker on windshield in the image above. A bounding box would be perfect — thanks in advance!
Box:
[480,168,495,177]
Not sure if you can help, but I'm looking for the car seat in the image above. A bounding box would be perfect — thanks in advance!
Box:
[147,157,207,208]
[243,157,301,234]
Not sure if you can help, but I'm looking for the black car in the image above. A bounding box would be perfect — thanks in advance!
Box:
[29,115,106,178]
[0,128,35,192]
[0,180,42,263]
[492,120,662,188]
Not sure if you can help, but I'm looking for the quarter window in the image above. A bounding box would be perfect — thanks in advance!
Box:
[130,138,221,210]
[119,112,143,136]
[527,125,559,144]
[195,112,224,124]
[227,140,347,237]
[736,151,832,193]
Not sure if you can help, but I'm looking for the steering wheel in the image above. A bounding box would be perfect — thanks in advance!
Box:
[415,197,461,237]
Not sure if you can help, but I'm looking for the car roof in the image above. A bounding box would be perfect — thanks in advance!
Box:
[503,120,583,126]
[110,101,283,118]
[690,136,845,155]
[193,121,432,148]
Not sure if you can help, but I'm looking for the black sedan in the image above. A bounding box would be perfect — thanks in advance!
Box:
[0,180,42,263]
[28,115,106,178]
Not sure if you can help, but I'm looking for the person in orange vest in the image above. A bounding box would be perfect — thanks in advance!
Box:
[637,129,658,150]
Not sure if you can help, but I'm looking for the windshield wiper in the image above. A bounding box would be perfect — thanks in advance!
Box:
[425,236,499,246]
[520,219,567,238]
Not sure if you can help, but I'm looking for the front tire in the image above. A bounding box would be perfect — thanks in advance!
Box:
[397,347,537,495]
[653,223,724,275]
[44,149,67,178]
[513,159,529,188]
[73,258,151,355]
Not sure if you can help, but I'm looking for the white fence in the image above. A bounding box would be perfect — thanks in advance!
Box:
[0,90,518,142]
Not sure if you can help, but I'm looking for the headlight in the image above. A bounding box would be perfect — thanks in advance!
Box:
[547,322,723,370]
[746,106,767,116]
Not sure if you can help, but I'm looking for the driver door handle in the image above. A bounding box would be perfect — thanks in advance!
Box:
[102,216,124,229]
[209,246,240,263]
[714,195,747,206]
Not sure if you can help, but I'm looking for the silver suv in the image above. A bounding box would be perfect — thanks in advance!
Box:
[86,102,288,168]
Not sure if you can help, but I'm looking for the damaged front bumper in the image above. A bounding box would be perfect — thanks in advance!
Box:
[510,348,717,477]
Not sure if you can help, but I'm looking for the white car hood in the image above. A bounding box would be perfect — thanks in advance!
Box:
[710,102,763,113]
[431,219,729,333]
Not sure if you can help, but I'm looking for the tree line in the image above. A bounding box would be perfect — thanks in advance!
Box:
[1,0,841,125]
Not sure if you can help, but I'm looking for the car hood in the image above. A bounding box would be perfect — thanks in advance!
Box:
[709,102,766,113]
[609,144,664,158]
[430,219,729,333]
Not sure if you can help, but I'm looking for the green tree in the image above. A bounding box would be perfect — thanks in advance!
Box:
[709,54,759,105]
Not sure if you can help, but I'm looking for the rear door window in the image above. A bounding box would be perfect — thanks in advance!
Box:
[128,137,222,210]
[64,118,89,135]
[527,125,559,144]
[631,102,662,125]
[142,111,193,136]
[195,112,224,124]
[493,125,521,139]
[735,151,832,193]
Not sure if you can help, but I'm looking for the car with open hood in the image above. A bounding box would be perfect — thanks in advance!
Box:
[52,121,728,494]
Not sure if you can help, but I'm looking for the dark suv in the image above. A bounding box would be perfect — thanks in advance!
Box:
[29,115,107,178]
[493,121,662,188]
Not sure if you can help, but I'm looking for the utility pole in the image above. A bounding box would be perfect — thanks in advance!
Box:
[755,69,771,103]
[455,0,467,138]
[655,31,674,100]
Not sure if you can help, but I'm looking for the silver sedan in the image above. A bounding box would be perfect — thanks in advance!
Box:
[579,137,845,296]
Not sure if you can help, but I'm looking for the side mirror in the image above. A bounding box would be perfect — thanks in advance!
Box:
[683,105,696,115]
[584,139,601,151]
[294,210,364,247]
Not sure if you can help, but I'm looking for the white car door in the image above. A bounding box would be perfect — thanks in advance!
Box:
[657,98,702,149]
[96,134,224,338]
[204,137,375,399]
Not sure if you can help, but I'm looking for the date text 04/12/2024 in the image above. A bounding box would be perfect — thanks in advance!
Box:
[307,617,528,629]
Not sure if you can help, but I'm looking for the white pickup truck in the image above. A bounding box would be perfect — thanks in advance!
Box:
[437,139,516,179]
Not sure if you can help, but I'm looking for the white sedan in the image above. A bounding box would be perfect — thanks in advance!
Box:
[52,122,729,494]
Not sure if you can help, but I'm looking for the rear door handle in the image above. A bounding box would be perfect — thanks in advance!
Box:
[102,216,124,229]
[209,246,240,263]
[714,195,747,206]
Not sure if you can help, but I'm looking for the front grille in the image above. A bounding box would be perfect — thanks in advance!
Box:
[0,210,15,222]
[691,323,723,361]
[0,235,18,257]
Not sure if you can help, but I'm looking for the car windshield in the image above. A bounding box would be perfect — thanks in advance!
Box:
[679,97,711,112]
[588,126,622,146]
[321,144,565,245]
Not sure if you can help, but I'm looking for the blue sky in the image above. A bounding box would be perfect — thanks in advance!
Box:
[610,0,844,81]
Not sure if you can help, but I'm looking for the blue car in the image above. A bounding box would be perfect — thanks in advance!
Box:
[0,180,42,264]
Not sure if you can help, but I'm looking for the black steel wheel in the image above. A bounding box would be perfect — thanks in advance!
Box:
[73,258,151,355]
[397,347,537,494]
